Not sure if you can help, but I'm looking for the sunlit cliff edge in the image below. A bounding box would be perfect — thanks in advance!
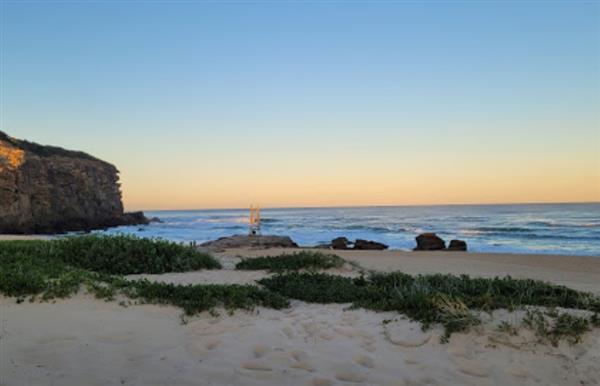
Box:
[0,131,148,234]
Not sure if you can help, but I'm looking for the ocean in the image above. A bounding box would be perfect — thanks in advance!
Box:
[99,203,600,256]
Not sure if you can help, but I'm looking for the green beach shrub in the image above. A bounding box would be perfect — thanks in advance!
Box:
[258,272,600,341]
[523,308,592,346]
[0,238,286,315]
[123,280,289,315]
[235,251,345,272]
[0,235,221,275]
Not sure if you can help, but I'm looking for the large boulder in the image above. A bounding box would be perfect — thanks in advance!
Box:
[447,239,467,251]
[0,131,148,234]
[414,233,446,251]
[353,239,388,250]
[200,234,298,250]
[331,237,350,250]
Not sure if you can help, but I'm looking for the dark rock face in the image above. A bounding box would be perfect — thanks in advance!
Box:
[331,237,350,250]
[447,239,468,251]
[414,233,446,251]
[317,237,388,250]
[0,131,148,234]
[200,234,299,250]
[121,212,150,226]
[353,239,389,250]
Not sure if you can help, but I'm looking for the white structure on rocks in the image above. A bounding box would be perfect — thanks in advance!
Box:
[249,204,261,235]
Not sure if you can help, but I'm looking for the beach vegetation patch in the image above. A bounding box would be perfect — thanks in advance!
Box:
[0,235,221,275]
[2,238,599,344]
[258,272,600,342]
[523,308,592,346]
[497,321,519,336]
[235,251,345,272]
[121,280,289,315]
[0,241,287,315]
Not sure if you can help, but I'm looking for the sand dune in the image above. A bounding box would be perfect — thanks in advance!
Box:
[2,249,600,385]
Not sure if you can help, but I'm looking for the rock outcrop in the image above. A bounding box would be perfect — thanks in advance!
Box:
[0,131,148,234]
[199,234,299,250]
[316,237,388,250]
[414,233,446,251]
[331,237,350,250]
[447,239,468,251]
[414,233,468,251]
[353,239,388,250]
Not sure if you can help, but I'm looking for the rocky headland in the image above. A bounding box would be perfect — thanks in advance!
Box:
[0,131,148,234]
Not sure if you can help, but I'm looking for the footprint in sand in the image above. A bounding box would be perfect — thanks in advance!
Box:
[506,365,528,378]
[205,338,221,350]
[453,358,492,378]
[353,353,375,369]
[416,376,438,385]
[384,322,431,348]
[185,341,208,359]
[446,344,472,359]
[253,345,269,358]
[334,364,367,383]
[341,313,360,325]
[318,331,334,340]
[310,377,334,386]
[282,325,295,339]
[302,322,321,337]
[291,360,316,372]
[288,349,316,372]
[291,350,309,362]
[403,355,420,365]
[360,335,377,352]
[362,345,376,353]
[267,351,295,367]
[333,326,361,338]
[241,360,273,372]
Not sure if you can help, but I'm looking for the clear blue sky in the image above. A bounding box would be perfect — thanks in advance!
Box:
[1,1,599,209]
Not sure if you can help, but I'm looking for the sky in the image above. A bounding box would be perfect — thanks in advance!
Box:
[1,1,599,210]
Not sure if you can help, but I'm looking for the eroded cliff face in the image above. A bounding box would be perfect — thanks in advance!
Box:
[0,131,147,234]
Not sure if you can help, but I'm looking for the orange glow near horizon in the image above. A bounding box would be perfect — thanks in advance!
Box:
[120,151,600,211]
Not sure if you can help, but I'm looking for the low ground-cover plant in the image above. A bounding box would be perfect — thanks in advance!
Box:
[497,320,519,336]
[235,251,345,272]
[367,272,600,312]
[522,308,593,346]
[0,235,221,275]
[122,280,289,315]
[0,240,287,315]
[0,248,86,298]
[257,272,367,302]
[53,235,222,273]
[259,272,600,342]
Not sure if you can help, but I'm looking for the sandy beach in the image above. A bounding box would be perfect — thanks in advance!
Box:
[3,1,599,384]
[2,248,599,386]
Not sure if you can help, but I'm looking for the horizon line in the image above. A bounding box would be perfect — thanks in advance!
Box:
[128,200,600,213]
